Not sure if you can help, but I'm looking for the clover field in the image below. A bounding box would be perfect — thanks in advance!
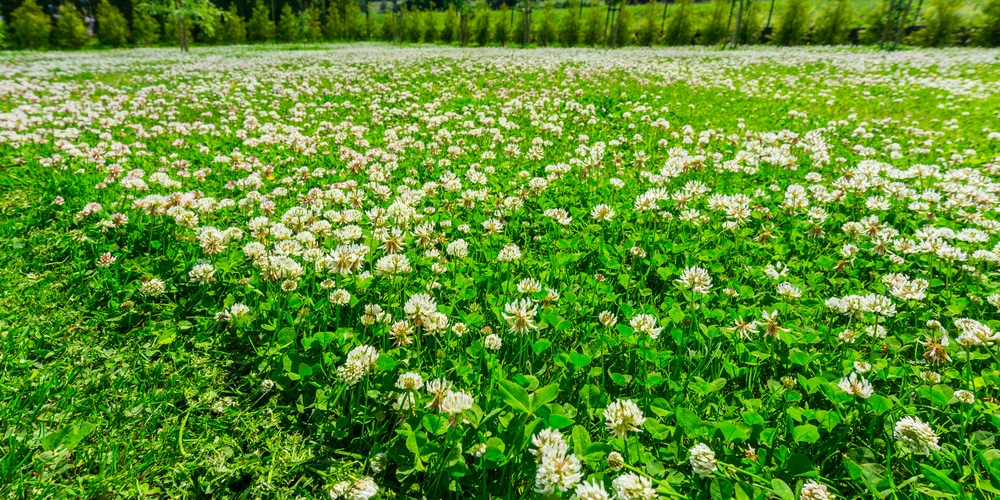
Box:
[2,45,1000,499]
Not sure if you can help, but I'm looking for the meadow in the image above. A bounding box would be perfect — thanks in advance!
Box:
[2,44,1000,499]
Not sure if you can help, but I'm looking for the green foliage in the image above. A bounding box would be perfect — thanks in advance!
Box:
[441,5,458,43]
[131,1,162,46]
[634,0,659,46]
[774,0,809,45]
[303,6,323,42]
[247,0,276,41]
[813,0,852,45]
[97,0,130,47]
[581,4,604,46]
[664,0,693,45]
[162,13,193,45]
[220,3,247,44]
[0,19,6,48]
[52,3,89,50]
[195,11,224,44]
[558,0,581,46]
[535,1,556,46]
[323,5,343,40]
[859,5,887,45]
[609,1,633,46]
[278,4,301,42]
[917,0,963,47]
[700,0,728,45]
[10,0,52,50]
[473,4,492,46]
[516,5,531,45]
[493,4,512,45]
[976,0,1000,46]
[737,0,763,44]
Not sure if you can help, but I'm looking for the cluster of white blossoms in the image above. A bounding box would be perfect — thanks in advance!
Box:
[838,372,875,399]
[894,416,941,455]
[629,314,663,340]
[336,345,379,386]
[138,277,167,298]
[530,428,583,494]
[503,298,539,334]
[824,294,896,317]
[603,399,646,439]
[689,443,718,477]
[329,476,378,500]
[676,266,713,295]
[610,473,657,500]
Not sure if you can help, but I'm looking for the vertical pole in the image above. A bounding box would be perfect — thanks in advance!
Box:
[892,0,912,49]
[730,0,743,47]
[764,0,774,28]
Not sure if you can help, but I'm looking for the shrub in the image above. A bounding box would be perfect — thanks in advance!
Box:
[609,1,633,46]
[917,0,962,46]
[247,0,276,41]
[278,4,301,42]
[700,0,728,45]
[534,1,556,46]
[10,0,52,50]
[221,3,247,44]
[196,11,224,44]
[162,15,192,46]
[634,0,660,46]
[516,5,532,45]
[581,4,607,47]
[813,0,852,45]
[473,3,491,46]
[132,1,162,46]
[663,0,692,45]
[976,0,1000,46]
[96,0,130,47]
[558,0,581,46]
[53,2,89,50]
[0,19,7,48]
[493,4,512,45]
[858,6,887,45]
[737,0,763,44]
[441,5,458,43]
[303,6,323,41]
[422,9,439,41]
[774,0,809,45]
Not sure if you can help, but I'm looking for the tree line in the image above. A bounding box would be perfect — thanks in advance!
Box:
[1,0,999,51]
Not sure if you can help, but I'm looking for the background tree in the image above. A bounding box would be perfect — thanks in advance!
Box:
[278,3,301,41]
[220,3,247,43]
[859,6,887,44]
[53,2,89,50]
[663,0,692,45]
[558,0,581,46]
[977,0,1000,46]
[813,0,851,44]
[323,3,344,39]
[609,0,633,46]
[773,0,809,45]
[635,0,659,46]
[916,0,962,46]
[247,0,276,41]
[534,0,555,46]
[0,18,7,48]
[700,0,727,45]
[736,0,762,44]
[440,4,457,43]
[97,0,130,47]
[493,3,511,45]
[196,10,224,43]
[139,0,220,51]
[132,0,163,45]
[581,1,603,46]
[473,1,491,46]
[303,5,323,41]
[10,0,52,50]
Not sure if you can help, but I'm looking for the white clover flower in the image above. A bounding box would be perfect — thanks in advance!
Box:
[590,204,615,222]
[689,442,718,477]
[575,479,611,500]
[189,263,216,284]
[395,372,424,391]
[629,314,662,340]
[139,277,166,297]
[503,298,539,334]
[497,243,522,262]
[893,416,941,455]
[336,345,379,386]
[329,289,351,306]
[604,399,645,439]
[677,266,712,295]
[611,472,656,500]
[954,390,975,404]
[484,333,502,351]
[440,390,474,417]
[598,311,618,328]
[838,372,875,399]
[801,480,836,500]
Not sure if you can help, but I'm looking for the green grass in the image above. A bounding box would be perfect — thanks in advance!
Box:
[1,44,1000,499]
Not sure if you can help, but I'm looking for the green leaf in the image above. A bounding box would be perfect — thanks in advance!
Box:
[675,407,700,432]
[770,479,794,500]
[532,339,552,354]
[868,394,892,415]
[711,477,735,500]
[497,379,531,414]
[530,384,560,412]
[919,464,961,495]
[41,422,97,452]
[792,424,820,443]
[570,352,592,369]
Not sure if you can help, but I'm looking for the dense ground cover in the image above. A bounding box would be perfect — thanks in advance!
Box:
[2,45,1000,498]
